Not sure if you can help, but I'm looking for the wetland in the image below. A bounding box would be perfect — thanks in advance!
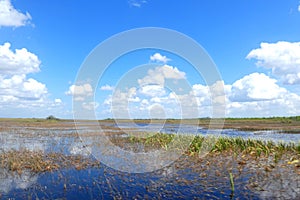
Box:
[0,118,299,199]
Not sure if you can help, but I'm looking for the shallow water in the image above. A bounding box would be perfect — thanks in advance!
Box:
[0,122,299,199]
[114,122,300,143]
[0,158,260,199]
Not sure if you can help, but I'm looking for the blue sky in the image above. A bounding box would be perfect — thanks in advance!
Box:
[0,0,300,119]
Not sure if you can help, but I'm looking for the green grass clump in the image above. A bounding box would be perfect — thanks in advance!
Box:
[126,133,175,150]
[126,133,300,157]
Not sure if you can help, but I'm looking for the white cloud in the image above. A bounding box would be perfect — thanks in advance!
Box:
[128,0,147,8]
[192,84,211,107]
[150,97,162,103]
[226,94,300,118]
[141,99,149,105]
[246,41,300,84]
[139,85,166,97]
[129,96,140,102]
[22,78,47,99]
[192,81,228,107]
[192,84,209,97]
[0,43,40,75]
[229,73,286,102]
[100,84,114,91]
[128,87,137,98]
[0,0,32,27]
[150,53,171,63]
[99,52,300,119]
[0,42,65,118]
[112,72,300,118]
[105,83,181,119]
[82,101,99,111]
[65,83,93,101]
[226,73,300,117]
[298,4,300,12]
[138,65,186,86]
[0,43,47,102]
[54,98,62,104]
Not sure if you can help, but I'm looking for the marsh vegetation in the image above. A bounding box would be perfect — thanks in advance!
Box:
[0,118,299,199]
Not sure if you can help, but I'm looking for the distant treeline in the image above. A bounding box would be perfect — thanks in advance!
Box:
[224,116,300,121]
[103,116,300,121]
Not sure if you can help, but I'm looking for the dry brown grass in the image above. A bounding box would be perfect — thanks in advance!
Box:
[0,149,99,174]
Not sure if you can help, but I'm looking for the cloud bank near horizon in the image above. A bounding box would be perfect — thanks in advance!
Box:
[96,51,300,119]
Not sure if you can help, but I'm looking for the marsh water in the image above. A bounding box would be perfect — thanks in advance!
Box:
[0,122,299,199]
[114,122,300,143]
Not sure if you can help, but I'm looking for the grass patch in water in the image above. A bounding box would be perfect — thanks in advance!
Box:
[0,149,100,174]
[125,133,300,157]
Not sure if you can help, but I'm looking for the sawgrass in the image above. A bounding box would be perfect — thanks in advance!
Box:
[127,133,300,157]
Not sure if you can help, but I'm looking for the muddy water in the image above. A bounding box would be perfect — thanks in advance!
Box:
[0,122,299,199]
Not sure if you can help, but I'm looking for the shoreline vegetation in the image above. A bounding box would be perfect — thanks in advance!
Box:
[1,116,300,133]
[103,116,300,133]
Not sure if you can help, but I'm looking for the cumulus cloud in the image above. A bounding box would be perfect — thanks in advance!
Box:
[109,87,138,107]
[192,73,300,117]
[0,43,65,118]
[138,65,186,86]
[192,84,211,107]
[0,43,40,75]
[65,83,93,101]
[226,73,300,117]
[54,98,62,104]
[82,101,99,111]
[102,64,219,118]
[0,43,47,102]
[104,64,188,118]
[100,84,114,91]
[246,41,300,84]
[139,85,166,97]
[226,93,300,117]
[104,83,182,118]
[99,48,300,119]
[150,53,171,63]
[101,71,300,118]
[229,73,287,102]
[0,0,32,27]
[192,81,227,107]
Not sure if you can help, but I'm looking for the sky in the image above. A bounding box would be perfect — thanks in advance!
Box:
[0,0,300,119]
